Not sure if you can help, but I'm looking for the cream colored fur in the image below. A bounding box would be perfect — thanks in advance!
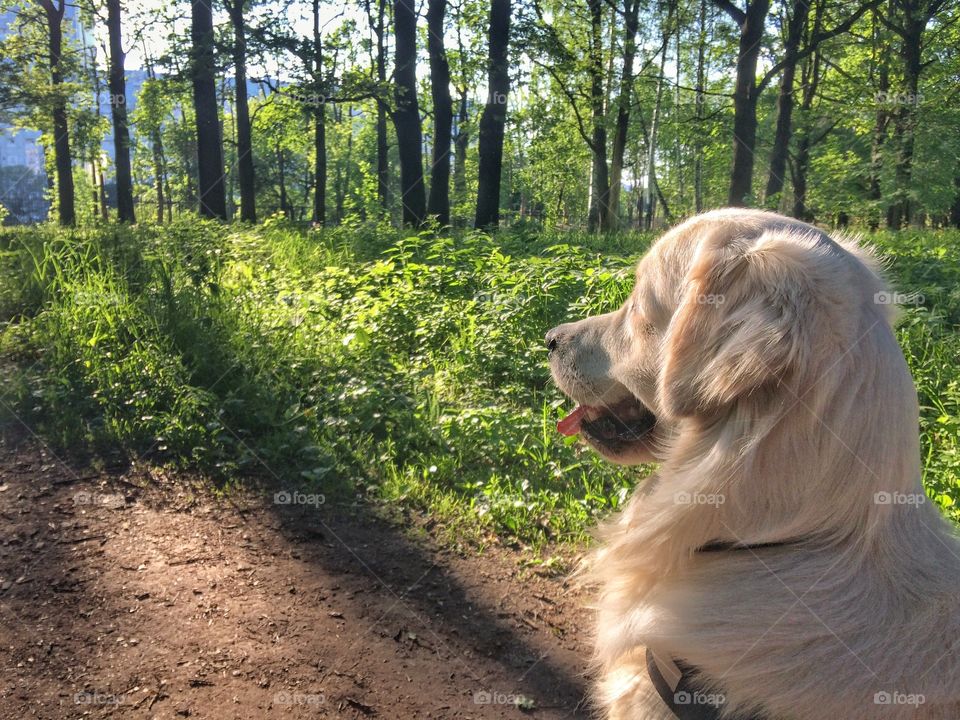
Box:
[548,209,960,719]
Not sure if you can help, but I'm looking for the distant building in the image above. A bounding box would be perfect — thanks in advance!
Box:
[0,5,151,223]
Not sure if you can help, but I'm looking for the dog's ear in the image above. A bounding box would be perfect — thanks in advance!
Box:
[658,230,811,419]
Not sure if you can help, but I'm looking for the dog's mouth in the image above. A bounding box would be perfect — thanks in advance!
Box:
[557,396,658,458]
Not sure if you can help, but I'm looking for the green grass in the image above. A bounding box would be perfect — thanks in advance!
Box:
[0,219,957,546]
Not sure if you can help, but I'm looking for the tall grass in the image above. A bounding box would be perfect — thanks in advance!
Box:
[0,220,957,545]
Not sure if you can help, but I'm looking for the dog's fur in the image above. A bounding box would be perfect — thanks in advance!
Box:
[547,209,960,719]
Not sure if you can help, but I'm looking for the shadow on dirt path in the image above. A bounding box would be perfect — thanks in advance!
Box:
[0,425,593,719]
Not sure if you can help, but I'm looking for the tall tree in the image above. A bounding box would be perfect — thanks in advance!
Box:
[644,22,670,230]
[392,0,426,226]
[764,0,883,208]
[763,0,813,207]
[369,0,390,212]
[951,172,960,228]
[106,0,135,222]
[474,0,511,229]
[867,1,893,228]
[453,89,468,208]
[791,39,827,220]
[715,0,880,206]
[190,0,227,219]
[135,68,170,224]
[224,0,256,222]
[585,0,609,232]
[606,0,642,229]
[712,0,771,206]
[38,0,75,226]
[451,7,472,224]
[312,0,327,224]
[883,0,948,228]
[426,0,452,225]
[694,0,708,212]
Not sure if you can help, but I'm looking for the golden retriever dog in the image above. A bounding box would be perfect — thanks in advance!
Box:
[547,209,960,719]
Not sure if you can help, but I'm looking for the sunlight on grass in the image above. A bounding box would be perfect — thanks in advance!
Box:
[0,220,957,545]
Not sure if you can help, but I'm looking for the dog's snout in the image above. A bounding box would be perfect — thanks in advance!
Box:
[546,327,563,353]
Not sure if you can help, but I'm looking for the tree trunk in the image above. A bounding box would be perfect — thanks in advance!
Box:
[474,0,511,229]
[764,0,811,208]
[644,38,668,230]
[277,144,289,216]
[312,0,326,224]
[452,15,469,225]
[713,0,770,207]
[227,0,256,222]
[950,172,960,229]
[191,0,227,219]
[607,0,641,230]
[143,58,168,224]
[791,26,825,222]
[165,170,173,221]
[375,0,389,213]
[40,0,75,226]
[313,107,326,224]
[107,0,135,223]
[98,166,108,218]
[154,134,166,224]
[426,0,452,225]
[453,89,468,211]
[335,105,353,222]
[87,54,106,221]
[792,133,811,220]
[694,0,707,212]
[888,7,924,229]
[90,161,100,220]
[392,0,427,226]
[867,3,892,229]
[585,0,609,233]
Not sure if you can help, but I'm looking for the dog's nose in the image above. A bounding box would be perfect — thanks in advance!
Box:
[545,327,562,353]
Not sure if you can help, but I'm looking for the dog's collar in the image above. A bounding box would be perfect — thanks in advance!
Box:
[646,647,766,720]
[645,541,782,719]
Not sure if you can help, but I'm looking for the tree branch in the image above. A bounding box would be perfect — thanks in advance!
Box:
[530,57,596,151]
[710,0,746,26]
[757,0,883,95]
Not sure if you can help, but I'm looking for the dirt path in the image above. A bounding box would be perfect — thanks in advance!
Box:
[0,429,593,719]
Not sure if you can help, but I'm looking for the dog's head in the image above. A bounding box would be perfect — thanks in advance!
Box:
[547,210,897,467]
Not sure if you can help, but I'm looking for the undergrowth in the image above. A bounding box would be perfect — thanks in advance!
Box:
[0,218,957,545]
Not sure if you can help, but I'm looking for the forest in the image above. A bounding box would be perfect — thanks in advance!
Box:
[0,3,959,716]
[0,0,959,544]
[0,0,957,230]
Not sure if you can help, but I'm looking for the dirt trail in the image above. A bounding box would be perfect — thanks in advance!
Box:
[0,429,593,719]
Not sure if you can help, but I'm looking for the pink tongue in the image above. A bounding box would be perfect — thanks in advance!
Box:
[557,405,591,436]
